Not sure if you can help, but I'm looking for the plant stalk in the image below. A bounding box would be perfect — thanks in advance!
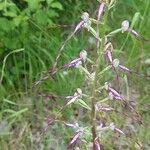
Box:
[91,3,108,149]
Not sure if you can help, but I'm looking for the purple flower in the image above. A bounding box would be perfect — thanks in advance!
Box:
[64,50,87,69]
[64,122,79,130]
[109,92,124,101]
[49,67,58,75]
[95,139,101,150]
[108,86,121,97]
[79,50,87,61]
[65,95,80,106]
[105,82,125,101]
[67,131,82,149]
[114,127,125,135]
[105,42,113,63]
[121,20,129,32]
[121,20,146,41]
[64,58,82,69]
[74,20,85,33]
[109,123,125,135]
[65,88,82,106]
[74,12,90,34]
[107,50,113,63]
[96,103,114,112]
[105,42,130,73]
[118,64,130,72]
[97,2,105,22]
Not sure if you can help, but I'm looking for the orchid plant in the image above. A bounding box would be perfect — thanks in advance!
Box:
[35,0,148,149]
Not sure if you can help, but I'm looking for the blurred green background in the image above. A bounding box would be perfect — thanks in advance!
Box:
[0,0,150,149]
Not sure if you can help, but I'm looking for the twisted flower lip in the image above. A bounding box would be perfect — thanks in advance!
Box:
[97,1,105,22]
[63,50,87,69]
[122,20,150,42]
[65,88,82,106]
[105,42,130,72]
[63,58,82,69]
[74,20,85,33]
[105,82,125,101]
[104,42,149,77]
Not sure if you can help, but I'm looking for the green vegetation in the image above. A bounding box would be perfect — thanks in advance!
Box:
[0,0,150,149]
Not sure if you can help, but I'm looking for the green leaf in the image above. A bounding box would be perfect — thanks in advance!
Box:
[25,0,42,11]
[47,0,54,5]
[51,2,63,10]
[0,2,5,11]
[0,18,14,31]
[98,65,112,76]
[3,99,17,105]
[9,108,28,118]
[3,37,20,49]
[130,12,141,28]
[34,10,48,25]
[47,10,59,18]
[3,3,18,17]
[0,48,24,83]
[3,11,17,17]
[3,109,16,114]
[77,99,91,110]
[13,14,28,27]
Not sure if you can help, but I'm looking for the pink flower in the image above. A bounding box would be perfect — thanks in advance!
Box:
[74,12,90,34]
[65,88,82,106]
[105,42,113,63]
[64,58,82,69]
[64,122,79,129]
[94,139,101,150]
[74,20,85,33]
[79,50,87,61]
[105,82,125,101]
[114,127,125,135]
[118,64,130,72]
[97,2,105,22]
[121,20,129,32]
[105,42,130,73]
[64,50,87,69]
[96,103,114,112]
[109,123,125,135]
[68,131,82,149]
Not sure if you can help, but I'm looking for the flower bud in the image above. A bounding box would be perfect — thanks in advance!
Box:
[97,2,105,21]
[121,20,129,32]
[74,20,85,33]
[81,12,91,29]
[80,50,87,61]
[76,88,82,96]
[104,82,110,90]
[81,12,89,22]
[112,59,120,68]
[109,122,115,130]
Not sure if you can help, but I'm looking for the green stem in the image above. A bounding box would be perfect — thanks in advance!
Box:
[0,48,24,84]
[91,4,108,149]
